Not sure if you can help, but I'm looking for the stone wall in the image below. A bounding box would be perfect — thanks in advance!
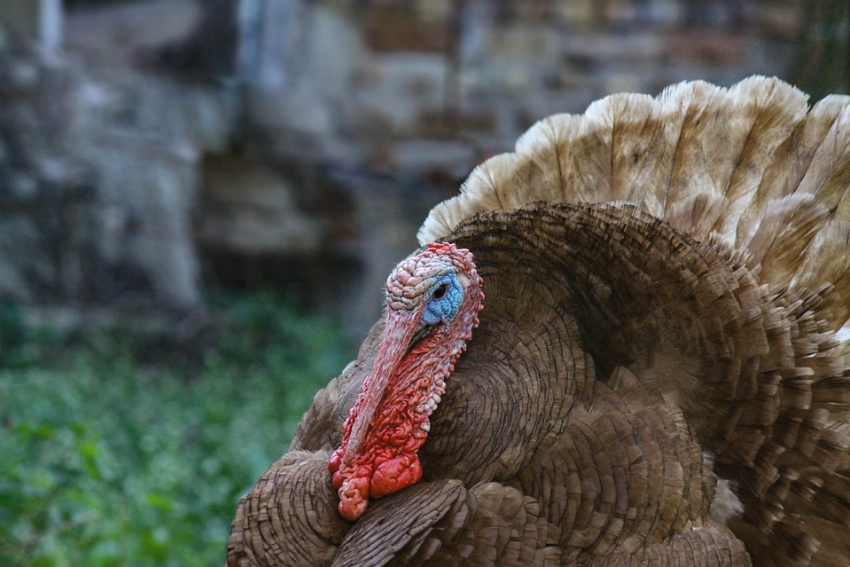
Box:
[0,0,811,341]
[229,0,806,337]
[0,0,236,315]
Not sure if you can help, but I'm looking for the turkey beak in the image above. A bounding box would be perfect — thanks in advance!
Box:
[343,308,422,465]
[406,323,434,357]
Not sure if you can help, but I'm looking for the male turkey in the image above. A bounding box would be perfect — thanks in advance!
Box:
[226,76,850,566]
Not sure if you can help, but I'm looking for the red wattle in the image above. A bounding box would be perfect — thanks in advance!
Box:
[328,447,342,475]
[371,453,423,498]
[338,476,371,522]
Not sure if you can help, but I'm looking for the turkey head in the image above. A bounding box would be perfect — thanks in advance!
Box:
[328,242,484,520]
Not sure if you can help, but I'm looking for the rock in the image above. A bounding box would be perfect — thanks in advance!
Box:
[198,154,322,255]
[354,53,449,136]
[391,139,476,178]
[246,1,366,163]
[8,173,38,201]
[9,59,38,88]
[0,6,243,312]
[0,216,38,301]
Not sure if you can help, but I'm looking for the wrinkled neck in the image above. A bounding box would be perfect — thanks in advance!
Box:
[339,300,475,460]
[329,281,482,520]
[371,287,481,436]
[371,327,461,436]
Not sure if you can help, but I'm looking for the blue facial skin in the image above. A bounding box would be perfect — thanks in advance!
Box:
[420,272,464,327]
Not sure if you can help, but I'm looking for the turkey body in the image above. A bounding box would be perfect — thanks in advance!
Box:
[226,77,850,567]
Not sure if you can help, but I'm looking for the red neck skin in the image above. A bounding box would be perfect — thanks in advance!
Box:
[328,279,482,521]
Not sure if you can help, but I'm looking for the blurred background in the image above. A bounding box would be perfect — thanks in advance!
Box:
[0,0,843,565]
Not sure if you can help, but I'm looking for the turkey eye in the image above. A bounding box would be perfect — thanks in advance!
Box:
[432,284,448,300]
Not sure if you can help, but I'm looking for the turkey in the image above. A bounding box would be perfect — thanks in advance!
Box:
[226,76,850,567]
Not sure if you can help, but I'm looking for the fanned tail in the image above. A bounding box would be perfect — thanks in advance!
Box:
[419,76,850,340]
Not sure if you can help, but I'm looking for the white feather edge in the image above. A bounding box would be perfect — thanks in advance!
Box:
[417,76,842,250]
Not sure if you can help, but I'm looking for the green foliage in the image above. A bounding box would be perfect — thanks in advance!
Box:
[0,292,354,567]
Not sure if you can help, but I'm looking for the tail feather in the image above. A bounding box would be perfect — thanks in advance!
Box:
[715,77,808,246]
[796,101,850,211]
[419,76,850,333]
[660,80,747,238]
[797,221,850,334]
[747,96,850,239]
[745,194,829,287]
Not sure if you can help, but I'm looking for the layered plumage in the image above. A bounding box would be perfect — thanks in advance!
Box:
[226,76,850,566]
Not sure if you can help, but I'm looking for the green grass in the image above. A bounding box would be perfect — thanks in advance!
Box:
[0,293,354,567]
